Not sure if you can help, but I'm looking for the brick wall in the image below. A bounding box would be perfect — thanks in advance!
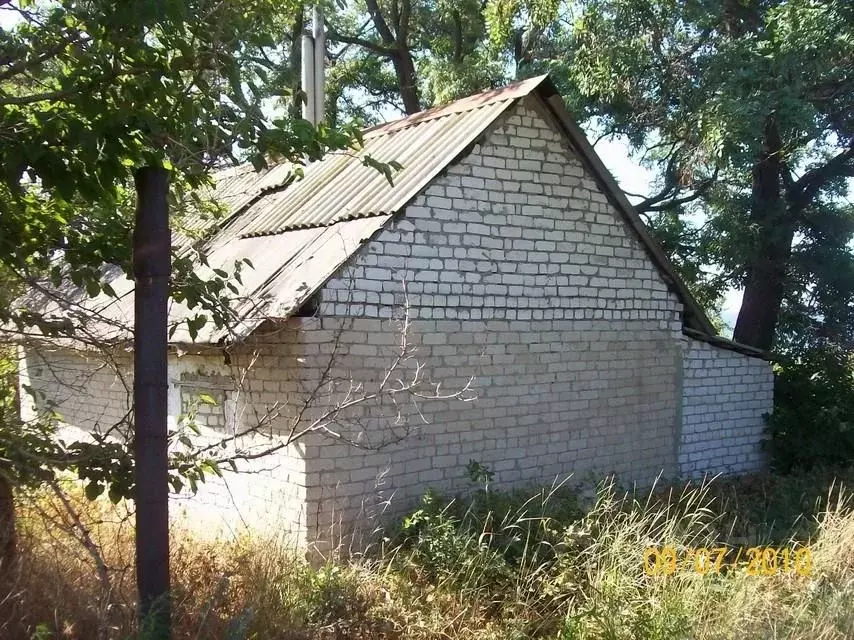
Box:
[18,341,310,542]
[165,347,310,540]
[305,96,689,545]
[18,344,133,429]
[679,338,774,477]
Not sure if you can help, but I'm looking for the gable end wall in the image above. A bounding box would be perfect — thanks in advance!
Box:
[301,97,690,543]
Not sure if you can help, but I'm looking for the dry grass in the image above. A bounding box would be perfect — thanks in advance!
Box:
[1,470,853,640]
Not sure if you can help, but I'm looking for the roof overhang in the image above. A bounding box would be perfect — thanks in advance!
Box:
[14,74,771,360]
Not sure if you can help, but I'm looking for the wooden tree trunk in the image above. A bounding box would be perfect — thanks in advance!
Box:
[393,50,420,115]
[0,473,16,581]
[733,118,794,351]
[733,221,794,350]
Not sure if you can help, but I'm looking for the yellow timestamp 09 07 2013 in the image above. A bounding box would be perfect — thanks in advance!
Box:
[643,545,813,577]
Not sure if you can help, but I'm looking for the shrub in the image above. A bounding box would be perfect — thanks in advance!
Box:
[4,468,854,639]
[767,347,854,472]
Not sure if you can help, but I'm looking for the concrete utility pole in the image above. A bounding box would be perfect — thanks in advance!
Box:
[133,166,171,638]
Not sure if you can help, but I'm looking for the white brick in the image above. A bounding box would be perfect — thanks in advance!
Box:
[24,98,774,553]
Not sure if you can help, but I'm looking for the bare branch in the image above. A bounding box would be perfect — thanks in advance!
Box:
[786,146,854,214]
[45,481,114,640]
[636,166,720,213]
[201,280,476,466]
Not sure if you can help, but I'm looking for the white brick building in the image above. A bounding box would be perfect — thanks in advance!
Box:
[17,76,773,546]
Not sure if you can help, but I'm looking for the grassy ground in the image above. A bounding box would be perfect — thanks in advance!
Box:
[1,466,853,639]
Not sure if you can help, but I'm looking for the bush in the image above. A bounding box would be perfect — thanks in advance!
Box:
[389,472,854,640]
[4,468,854,639]
[767,347,854,472]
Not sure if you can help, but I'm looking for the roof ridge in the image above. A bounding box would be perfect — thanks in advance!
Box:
[363,74,549,138]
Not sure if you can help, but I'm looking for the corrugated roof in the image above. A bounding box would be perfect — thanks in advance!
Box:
[174,214,391,342]
[18,215,389,345]
[173,161,297,250]
[15,73,726,348]
[237,98,512,237]
[231,76,548,238]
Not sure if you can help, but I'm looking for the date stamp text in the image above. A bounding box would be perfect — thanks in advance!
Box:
[643,545,812,576]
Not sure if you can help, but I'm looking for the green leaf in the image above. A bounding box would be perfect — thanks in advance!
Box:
[84,482,104,501]
[108,484,124,504]
[84,279,101,298]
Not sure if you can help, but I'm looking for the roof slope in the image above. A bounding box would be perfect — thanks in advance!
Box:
[21,74,722,346]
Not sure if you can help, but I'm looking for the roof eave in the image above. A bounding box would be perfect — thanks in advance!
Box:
[682,327,773,360]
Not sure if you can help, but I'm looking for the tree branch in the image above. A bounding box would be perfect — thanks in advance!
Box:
[365,0,396,45]
[787,146,854,214]
[635,184,678,214]
[0,53,210,106]
[640,168,720,213]
[0,32,90,81]
[397,0,411,46]
[326,25,396,57]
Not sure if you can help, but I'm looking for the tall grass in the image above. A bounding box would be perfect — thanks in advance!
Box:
[2,469,853,639]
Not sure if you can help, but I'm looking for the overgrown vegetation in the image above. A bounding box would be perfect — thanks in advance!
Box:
[768,348,854,472]
[2,467,853,639]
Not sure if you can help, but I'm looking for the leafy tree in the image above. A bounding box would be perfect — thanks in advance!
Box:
[767,345,854,471]
[327,0,854,354]
[0,0,364,633]
[327,0,428,115]
[556,0,854,351]
[326,0,525,118]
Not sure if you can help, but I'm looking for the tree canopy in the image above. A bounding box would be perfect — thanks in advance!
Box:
[560,0,854,352]
[326,0,854,353]
[0,0,364,333]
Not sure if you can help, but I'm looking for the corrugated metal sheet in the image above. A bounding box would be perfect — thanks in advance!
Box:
[173,161,297,250]
[23,215,390,345]
[171,214,391,342]
[18,75,551,345]
[236,101,508,236]
[237,76,549,237]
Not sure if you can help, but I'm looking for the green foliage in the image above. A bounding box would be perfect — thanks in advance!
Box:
[6,468,854,639]
[393,476,583,607]
[0,0,370,508]
[465,458,494,489]
[326,0,550,119]
[697,464,854,544]
[767,347,854,473]
[0,364,226,506]
[559,0,854,345]
[0,0,364,335]
[397,489,512,588]
[385,469,854,639]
